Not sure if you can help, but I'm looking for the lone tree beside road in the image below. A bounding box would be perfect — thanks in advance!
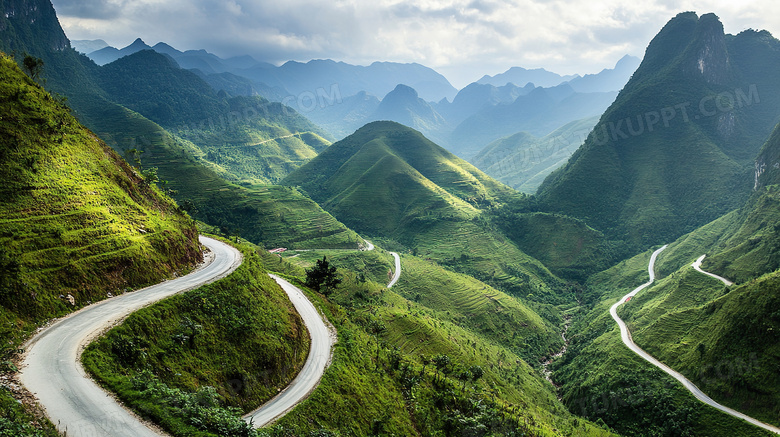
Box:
[305,256,341,295]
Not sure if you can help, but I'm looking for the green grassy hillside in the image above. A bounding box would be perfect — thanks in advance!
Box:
[76,97,362,249]
[286,248,563,362]
[491,210,619,282]
[244,249,617,435]
[600,164,780,428]
[0,51,202,434]
[0,53,201,347]
[538,12,780,250]
[284,120,516,229]
[554,143,780,434]
[618,266,780,427]
[283,121,576,305]
[82,241,615,436]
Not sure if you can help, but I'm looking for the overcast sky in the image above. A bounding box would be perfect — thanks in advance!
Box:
[50,0,780,88]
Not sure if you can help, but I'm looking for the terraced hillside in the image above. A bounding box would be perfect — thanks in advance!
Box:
[618,265,780,428]
[287,248,563,361]
[285,121,515,234]
[96,50,332,184]
[86,102,362,249]
[258,249,615,436]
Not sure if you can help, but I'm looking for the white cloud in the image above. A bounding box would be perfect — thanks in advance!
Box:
[51,0,780,88]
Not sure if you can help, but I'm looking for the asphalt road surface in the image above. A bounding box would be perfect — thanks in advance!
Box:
[244,274,334,427]
[692,254,733,286]
[18,236,242,437]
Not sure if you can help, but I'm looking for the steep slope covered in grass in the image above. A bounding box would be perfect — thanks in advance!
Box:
[603,126,780,427]
[284,121,514,236]
[0,53,201,347]
[538,13,780,250]
[85,103,362,249]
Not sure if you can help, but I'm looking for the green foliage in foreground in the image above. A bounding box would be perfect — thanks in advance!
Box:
[0,387,58,436]
[83,241,309,437]
[0,51,202,434]
[266,269,614,436]
[90,242,614,436]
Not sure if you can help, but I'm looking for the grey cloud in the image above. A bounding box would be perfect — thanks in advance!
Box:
[51,0,780,90]
[50,0,124,19]
[466,0,500,15]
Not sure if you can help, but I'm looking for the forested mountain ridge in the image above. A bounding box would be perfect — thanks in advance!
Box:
[538,12,780,250]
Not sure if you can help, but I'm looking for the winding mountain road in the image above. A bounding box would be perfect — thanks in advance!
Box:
[18,236,243,437]
[611,246,780,434]
[19,235,341,435]
[692,254,733,286]
[244,274,335,427]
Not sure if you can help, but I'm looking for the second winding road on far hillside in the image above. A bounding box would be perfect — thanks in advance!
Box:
[611,246,780,435]
[691,254,733,286]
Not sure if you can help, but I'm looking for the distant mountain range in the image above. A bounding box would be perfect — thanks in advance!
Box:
[295,55,633,166]
[449,83,617,158]
[476,55,640,92]
[81,38,458,102]
[71,38,109,54]
[477,66,579,88]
